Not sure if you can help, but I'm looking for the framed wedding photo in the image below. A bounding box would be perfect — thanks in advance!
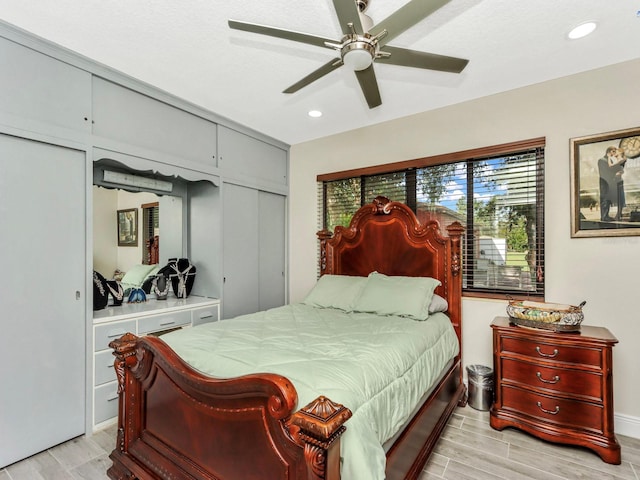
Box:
[570,127,640,238]
[117,208,138,246]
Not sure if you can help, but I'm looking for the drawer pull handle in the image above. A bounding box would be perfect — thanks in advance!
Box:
[535,346,559,358]
[536,372,560,384]
[160,321,176,326]
[536,401,560,415]
[107,330,127,338]
[107,395,119,402]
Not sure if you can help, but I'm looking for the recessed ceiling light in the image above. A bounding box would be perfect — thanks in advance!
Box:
[308,110,323,118]
[568,22,597,40]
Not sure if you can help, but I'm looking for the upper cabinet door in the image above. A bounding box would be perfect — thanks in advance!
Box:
[218,125,287,186]
[92,77,217,168]
[0,37,91,137]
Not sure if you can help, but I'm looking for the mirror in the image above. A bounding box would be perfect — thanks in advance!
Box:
[93,185,184,282]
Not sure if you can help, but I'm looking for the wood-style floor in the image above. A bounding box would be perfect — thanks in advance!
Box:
[1,407,638,479]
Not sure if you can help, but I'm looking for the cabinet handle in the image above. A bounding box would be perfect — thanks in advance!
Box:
[160,321,176,326]
[535,346,559,358]
[536,372,560,384]
[536,401,560,415]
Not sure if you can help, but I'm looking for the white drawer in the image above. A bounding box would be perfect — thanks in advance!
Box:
[94,381,119,425]
[94,320,137,352]
[192,304,219,326]
[95,349,117,386]
[138,310,191,334]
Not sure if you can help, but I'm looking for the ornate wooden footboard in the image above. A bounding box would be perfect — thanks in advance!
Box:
[108,332,352,480]
[107,197,465,480]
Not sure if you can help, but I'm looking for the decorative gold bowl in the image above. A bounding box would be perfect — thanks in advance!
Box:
[506,299,585,332]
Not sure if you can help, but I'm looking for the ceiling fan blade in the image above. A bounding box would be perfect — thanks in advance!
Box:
[369,0,452,45]
[331,0,364,34]
[377,45,468,73]
[355,65,382,109]
[229,20,336,50]
[283,59,343,94]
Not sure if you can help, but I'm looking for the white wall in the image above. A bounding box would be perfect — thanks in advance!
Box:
[289,58,640,434]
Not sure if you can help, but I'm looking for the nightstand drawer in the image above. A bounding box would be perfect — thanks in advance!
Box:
[501,385,603,433]
[501,358,602,401]
[95,320,137,352]
[95,349,117,386]
[501,336,602,368]
[138,310,191,334]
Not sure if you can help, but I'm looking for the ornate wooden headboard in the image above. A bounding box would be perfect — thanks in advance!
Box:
[317,196,464,348]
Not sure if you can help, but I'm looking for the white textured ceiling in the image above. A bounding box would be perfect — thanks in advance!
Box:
[1,1,639,145]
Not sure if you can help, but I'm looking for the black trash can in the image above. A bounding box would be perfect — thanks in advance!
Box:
[466,365,494,411]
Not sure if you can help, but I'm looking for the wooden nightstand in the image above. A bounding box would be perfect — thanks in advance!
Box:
[490,316,620,464]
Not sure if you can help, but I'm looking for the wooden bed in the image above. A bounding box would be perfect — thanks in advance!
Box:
[107,196,466,480]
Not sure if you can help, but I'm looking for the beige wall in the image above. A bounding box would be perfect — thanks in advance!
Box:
[289,58,640,432]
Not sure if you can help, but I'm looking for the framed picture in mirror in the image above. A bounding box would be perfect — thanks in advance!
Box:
[117,208,138,246]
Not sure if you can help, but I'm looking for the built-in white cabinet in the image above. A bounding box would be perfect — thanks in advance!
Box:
[92,296,220,429]
[0,134,86,468]
[0,37,91,137]
[92,77,218,168]
[222,184,286,319]
[0,24,288,454]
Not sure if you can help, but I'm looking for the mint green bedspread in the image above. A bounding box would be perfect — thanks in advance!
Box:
[162,304,459,480]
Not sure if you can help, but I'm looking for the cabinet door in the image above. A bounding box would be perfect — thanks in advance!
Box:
[259,191,286,310]
[218,126,287,186]
[92,77,217,167]
[0,37,91,136]
[0,134,85,468]
[222,185,286,319]
[223,184,260,318]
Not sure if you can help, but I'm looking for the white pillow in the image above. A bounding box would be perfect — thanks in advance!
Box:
[429,294,448,313]
[302,275,368,312]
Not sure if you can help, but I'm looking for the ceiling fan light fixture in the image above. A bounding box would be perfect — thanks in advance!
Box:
[342,42,375,71]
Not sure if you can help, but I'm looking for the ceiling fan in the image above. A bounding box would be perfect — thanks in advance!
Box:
[228,0,469,109]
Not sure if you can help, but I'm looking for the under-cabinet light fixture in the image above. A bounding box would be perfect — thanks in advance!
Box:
[103,170,173,192]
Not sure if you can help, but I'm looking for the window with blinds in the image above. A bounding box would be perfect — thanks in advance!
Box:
[142,202,159,265]
[318,139,545,297]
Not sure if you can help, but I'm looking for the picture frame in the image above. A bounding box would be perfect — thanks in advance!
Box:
[117,208,139,246]
[570,127,640,238]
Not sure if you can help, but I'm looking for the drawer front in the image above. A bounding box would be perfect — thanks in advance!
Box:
[94,320,137,352]
[192,305,219,326]
[501,385,603,433]
[501,336,602,368]
[501,358,602,401]
[94,381,120,425]
[94,349,118,386]
[138,310,191,334]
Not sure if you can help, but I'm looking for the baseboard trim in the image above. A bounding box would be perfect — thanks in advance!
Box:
[615,412,640,439]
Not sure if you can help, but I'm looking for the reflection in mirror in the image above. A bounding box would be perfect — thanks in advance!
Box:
[93,186,184,292]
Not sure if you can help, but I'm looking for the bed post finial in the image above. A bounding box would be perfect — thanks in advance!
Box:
[290,396,352,480]
[373,196,392,214]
